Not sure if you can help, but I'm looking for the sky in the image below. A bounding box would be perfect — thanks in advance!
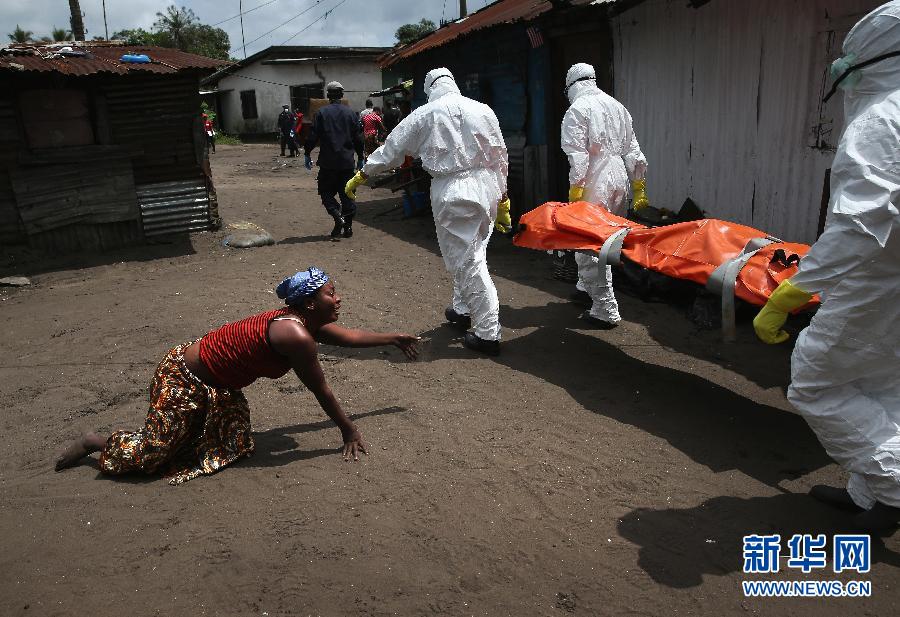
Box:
[2,0,496,57]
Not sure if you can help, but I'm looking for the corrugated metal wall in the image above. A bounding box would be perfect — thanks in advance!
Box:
[104,73,216,236]
[611,0,880,243]
[104,73,205,185]
[138,180,212,236]
[0,94,24,246]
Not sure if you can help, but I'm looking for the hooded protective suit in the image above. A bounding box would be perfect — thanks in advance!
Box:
[784,2,900,509]
[562,63,647,323]
[362,68,509,341]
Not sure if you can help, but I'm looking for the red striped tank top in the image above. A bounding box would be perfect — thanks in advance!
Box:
[198,307,302,389]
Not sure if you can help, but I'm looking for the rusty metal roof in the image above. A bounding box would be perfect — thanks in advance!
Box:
[379,0,554,68]
[378,0,629,68]
[0,43,229,77]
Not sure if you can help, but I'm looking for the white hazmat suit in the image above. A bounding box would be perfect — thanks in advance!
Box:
[786,2,900,512]
[362,68,508,342]
[561,63,647,324]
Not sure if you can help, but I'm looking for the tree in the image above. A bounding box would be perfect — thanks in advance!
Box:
[112,28,168,46]
[51,27,73,42]
[123,5,232,60]
[7,25,33,43]
[395,19,436,45]
[184,24,231,61]
[69,0,85,40]
[153,5,197,50]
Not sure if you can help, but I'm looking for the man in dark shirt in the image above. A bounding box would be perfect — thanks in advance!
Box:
[382,99,400,135]
[304,82,364,239]
[277,104,296,157]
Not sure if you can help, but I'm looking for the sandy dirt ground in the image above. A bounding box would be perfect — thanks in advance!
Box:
[1,143,897,616]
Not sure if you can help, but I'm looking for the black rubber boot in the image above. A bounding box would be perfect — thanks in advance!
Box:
[809,485,865,512]
[854,502,900,536]
[342,215,354,238]
[330,215,344,239]
[444,307,472,330]
[463,332,500,356]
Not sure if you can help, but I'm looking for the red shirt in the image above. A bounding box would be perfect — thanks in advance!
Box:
[293,112,304,133]
[362,112,382,136]
[198,307,300,389]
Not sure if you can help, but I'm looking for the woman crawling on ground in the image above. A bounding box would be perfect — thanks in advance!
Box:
[55,267,420,484]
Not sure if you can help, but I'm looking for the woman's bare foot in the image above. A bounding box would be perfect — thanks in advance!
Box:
[55,432,107,471]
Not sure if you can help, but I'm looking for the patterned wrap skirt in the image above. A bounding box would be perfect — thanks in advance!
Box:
[98,342,255,485]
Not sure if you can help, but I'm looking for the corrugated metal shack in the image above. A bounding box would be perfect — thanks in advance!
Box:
[382,0,881,244]
[0,42,228,252]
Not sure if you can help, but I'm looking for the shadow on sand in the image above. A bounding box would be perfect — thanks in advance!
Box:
[617,492,900,588]
[354,195,796,390]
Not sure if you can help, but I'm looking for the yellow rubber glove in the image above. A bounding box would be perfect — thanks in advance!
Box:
[568,185,584,202]
[495,196,512,233]
[344,171,367,200]
[752,280,813,344]
[631,178,650,211]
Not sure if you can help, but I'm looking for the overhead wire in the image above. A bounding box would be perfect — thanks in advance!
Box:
[279,0,352,45]
[229,0,326,56]
[209,0,281,27]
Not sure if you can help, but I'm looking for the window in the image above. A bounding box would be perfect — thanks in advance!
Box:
[240,90,258,119]
[290,83,324,115]
[19,89,95,149]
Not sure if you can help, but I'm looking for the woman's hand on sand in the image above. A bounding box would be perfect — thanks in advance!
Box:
[342,429,368,462]
[392,334,421,360]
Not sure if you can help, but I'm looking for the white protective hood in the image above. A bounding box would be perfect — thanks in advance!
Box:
[565,62,600,105]
[839,0,900,120]
[425,67,461,102]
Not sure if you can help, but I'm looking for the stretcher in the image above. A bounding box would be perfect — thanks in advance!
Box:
[513,201,818,340]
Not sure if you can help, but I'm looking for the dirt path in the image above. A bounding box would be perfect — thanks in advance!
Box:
[1,144,896,616]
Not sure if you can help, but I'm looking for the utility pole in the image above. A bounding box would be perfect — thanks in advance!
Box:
[460,1,467,18]
[102,0,109,40]
[239,0,247,58]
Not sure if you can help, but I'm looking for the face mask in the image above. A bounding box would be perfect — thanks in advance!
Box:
[823,50,900,102]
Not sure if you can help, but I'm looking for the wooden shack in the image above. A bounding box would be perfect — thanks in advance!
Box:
[0,42,229,253]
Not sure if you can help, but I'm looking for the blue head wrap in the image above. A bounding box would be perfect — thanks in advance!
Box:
[276,267,330,306]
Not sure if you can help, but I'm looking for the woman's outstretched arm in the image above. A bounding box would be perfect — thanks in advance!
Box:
[314,324,420,360]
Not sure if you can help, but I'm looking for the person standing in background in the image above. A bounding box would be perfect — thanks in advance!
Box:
[292,107,305,151]
[382,99,400,135]
[278,104,297,157]
[359,99,374,121]
[362,106,386,162]
[202,112,215,154]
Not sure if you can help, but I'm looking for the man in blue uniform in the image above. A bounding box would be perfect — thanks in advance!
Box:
[304,81,364,239]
